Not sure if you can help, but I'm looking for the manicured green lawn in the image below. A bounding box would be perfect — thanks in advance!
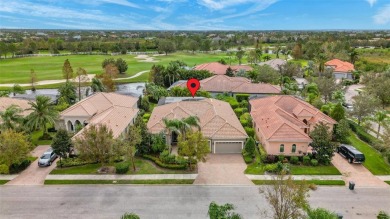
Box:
[252,180,345,186]
[44,179,194,185]
[50,158,193,175]
[290,165,341,175]
[30,129,54,146]
[245,146,265,175]
[347,133,390,175]
[0,180,9,185]
[385,181,390,185]
[0,52,238,84]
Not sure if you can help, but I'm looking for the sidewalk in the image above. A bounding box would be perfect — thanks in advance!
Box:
[0,175,18,180]
[46,174,198,180]
[377,176,390,181]
[246,175,343,181]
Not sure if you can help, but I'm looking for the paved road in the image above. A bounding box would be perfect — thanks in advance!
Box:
[6,146,58,185]
[1,185,389,219]
[194,154,253,185]
[331,153,389,188]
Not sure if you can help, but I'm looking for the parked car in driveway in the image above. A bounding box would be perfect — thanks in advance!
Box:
[336,144,365,163]
[38,148,57,167]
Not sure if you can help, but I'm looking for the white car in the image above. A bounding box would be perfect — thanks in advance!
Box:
[38,148,57,167]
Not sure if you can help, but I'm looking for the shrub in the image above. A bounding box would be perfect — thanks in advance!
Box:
[234,108,244,117]
[159,150,176,164]
[143,155,187,170]
[9,159,31,174]
[115,162,130,174]
[308,183,318,191]
[290,156,299,165]
[243,154,253,164]
[386,152,390,164]
[264,163,278,173]
[311,159,319,166]
[240,118,249,127]
[57,157,95,167]
[239,100,248,108]
[244,127,254,137]
[278,155,285,162]
[38,133,52,140]
[229,101,239,109]
[303,156,311,165]
[306,208,338,219]
[265,155,277,163]
[143,113,151,120]
[242,108,248,114]
[0,164,9,174]
[175,156,188,166]
[235,94,250,102]
[245,137,256,155]
[348,120,379,145]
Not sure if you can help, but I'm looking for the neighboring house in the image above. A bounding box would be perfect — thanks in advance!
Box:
[57,93,139,139]
[0,97,32,123]
[169,75,281,96]
[325,59,355,80]
[194,62,253,75]
[250,96,336,156]
[258,59,287,71]
[147,98,248,154]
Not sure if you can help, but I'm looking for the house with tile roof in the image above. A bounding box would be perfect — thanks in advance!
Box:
[250,96,337,156]
[194,62,253,75]
[169,75,281,96]
[325,59,355,80]
[57,93,139,139]
[0,97,32,124]
[258,59,287,70]
[147,98,248,154]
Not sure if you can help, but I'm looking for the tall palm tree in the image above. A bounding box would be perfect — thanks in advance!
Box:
[348,48,358,64]
[315,53,328,75]
[369,111,390,138]
[0,105,23,130]
[26,95,58,136]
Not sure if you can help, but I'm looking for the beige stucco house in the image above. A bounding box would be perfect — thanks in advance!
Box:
[0,97,32,124]
[147,98,248,153]
[57,93,139,138]
[250,96,336,156]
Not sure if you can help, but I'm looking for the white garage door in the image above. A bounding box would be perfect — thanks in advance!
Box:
[214,142,243,154]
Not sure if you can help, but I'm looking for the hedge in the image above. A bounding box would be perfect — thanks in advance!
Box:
[142,155,187,170]
[9,159,31,174]
[348,120,378,145]
[0,164,9,174]
[235,94,250,102]
[234,108,244,117]
[115,162,130,174]
[57,157,95,168]
[245,127,254,137]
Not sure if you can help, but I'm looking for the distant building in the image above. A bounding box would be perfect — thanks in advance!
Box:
[258,59,287,71]
[0,97,32,124]
[194,62,252,75]
[325,59,355,80]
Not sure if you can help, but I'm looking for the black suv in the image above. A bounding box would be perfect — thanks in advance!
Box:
[336,144,365,163]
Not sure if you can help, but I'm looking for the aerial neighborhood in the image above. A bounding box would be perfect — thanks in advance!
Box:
[0,29,390,218]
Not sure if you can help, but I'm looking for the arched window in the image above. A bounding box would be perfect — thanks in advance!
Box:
[292,144,296,153]
[279,144,284,153]
[67,120,74,132]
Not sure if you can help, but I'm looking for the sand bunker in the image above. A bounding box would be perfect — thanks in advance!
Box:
[135,55,159,63]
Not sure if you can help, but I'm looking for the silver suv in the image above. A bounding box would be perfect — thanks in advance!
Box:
[38,148,57,167]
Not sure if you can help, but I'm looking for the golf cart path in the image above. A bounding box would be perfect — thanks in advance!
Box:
[0,70,149,87]
[6,146,57,186]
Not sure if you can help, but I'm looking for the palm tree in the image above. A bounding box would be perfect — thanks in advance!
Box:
[369,111,390,138]
[162,116,201,152]
[263,55,271,61]
[275,46,281,59]
[348,48,358,64]
[0,105,23,130]
[91,77,105,92]
[315,53,328,75]
[26,95,58,137]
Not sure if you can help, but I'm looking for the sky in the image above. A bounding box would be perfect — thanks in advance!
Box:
[0,0,390,30]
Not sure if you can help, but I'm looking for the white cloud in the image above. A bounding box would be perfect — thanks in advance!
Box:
[197,0,272,10]
[366,0,377,7]
[373,4,390,24]
[97,0,140,8]
[150,6,170,12]
[157,0,187,2]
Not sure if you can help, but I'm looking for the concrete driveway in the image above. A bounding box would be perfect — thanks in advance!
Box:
[194,154,253,185]
[331,153,389,188]
[6,145,58,186]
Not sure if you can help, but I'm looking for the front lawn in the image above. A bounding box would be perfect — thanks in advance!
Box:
[31,129,54,146]
[347,133,390,175]
[0,180,9,185]
[244,146,265,175]
[290,165,341,175]
[44,179,194,185]
[252,179,345,186]
[50,158,193,175]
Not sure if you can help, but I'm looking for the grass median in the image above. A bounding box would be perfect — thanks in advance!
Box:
[252,180,345,186]
[44,179,194,185]
[0,180,9,185]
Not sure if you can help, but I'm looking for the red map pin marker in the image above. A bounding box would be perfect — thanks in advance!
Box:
[187,78,200,97]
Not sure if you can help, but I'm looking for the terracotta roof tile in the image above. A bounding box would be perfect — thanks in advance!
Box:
[194,62,253,75]
[0,97,32,119]
[148,98,247,139]
[325,59,355,72]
